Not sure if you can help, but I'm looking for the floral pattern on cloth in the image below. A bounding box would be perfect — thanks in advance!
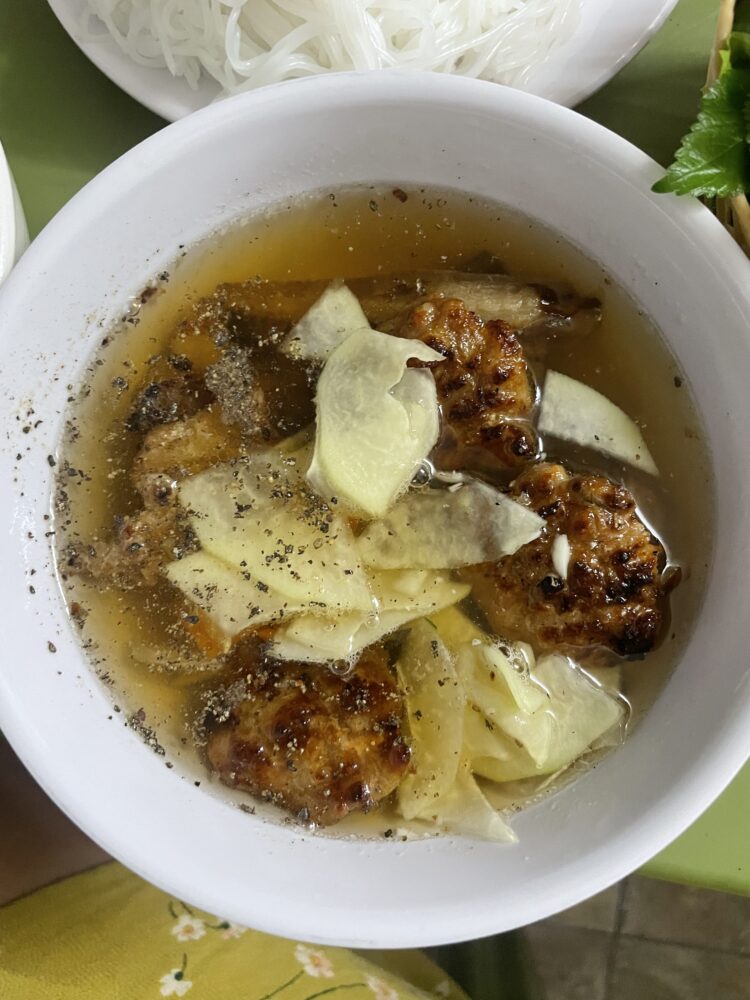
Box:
[158,955,192,997]
[171,914,206,943]
[0,862,469,1000]
[295,943,336,979]
[159,920,450,1000]
[365,974,400,1000]
[157,914,443,1000]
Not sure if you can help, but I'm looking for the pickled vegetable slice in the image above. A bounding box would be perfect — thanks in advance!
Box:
[308,328,443,517]
[165,550,306,637]
[409,760,517,843]
[178,447,374,612]
[269,574,469,663]
[396,620,464,819]
[539,370,658,475]
[358,479,543,569]
[280,281,370,361]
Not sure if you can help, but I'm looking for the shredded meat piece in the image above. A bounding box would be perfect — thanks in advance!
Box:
[132,408,242,491]
[359,273,545,331]
[206,643,411,825]
[126,373,212,434]
[399,297,537,467]
[63,503,195,590]
[171,282,305,364]
[461,463,666,655]
[352,271,601,335]
[67,408,243,589]
[204,345,271,439]
[171,272,601,339]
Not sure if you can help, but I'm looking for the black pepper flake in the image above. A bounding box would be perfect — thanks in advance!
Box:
[47,641,57,653]
[127,709,165,755]
[138,283,158,305]
[392,187,408,203]
[674,375,683,388]
[47,455,56,467]
[169,354,192,373]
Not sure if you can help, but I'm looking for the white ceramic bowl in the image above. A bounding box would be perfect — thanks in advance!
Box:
[49,0,678,118]
[0,73,748,948]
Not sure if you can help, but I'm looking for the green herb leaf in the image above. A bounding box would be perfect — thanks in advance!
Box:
[652,67,750,197]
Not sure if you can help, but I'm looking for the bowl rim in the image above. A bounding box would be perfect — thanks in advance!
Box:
[0,71,748,946]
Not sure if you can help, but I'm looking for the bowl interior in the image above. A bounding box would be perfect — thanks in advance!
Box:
[0,73,748,947]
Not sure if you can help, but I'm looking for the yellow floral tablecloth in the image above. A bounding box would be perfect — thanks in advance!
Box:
[0,863,468,1000]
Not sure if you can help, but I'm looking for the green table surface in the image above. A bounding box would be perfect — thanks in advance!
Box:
[0,0,747,896]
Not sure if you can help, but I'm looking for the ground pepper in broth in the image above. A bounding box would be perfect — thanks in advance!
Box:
[55,187,712,840]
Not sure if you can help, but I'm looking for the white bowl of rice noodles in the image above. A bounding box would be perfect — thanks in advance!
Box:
[49,0,679,118]
[0,72,747,946]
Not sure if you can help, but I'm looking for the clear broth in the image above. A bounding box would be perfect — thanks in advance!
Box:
[55,186,713,834]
